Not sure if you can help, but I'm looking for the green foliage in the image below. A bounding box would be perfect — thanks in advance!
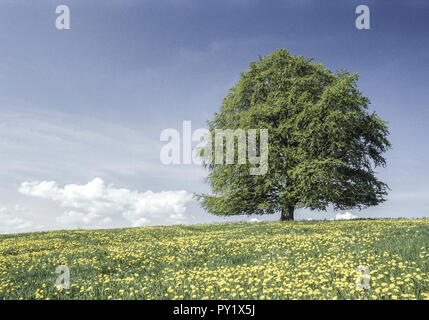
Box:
[196,49,391,220]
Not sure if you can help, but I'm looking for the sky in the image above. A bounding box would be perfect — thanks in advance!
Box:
[0,0,428,233]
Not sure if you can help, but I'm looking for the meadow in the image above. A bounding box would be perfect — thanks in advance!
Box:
[0,219,428,300]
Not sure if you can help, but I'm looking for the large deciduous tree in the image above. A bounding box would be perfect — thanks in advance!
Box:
[196,49,391,221]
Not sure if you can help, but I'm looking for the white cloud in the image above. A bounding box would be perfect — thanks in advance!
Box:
[334,212,358,220]
[19,178,194,228]
[0,206,39,234]
[249,218,261,223]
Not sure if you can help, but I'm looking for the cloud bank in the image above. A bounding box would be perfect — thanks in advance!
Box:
[18,178,193,228]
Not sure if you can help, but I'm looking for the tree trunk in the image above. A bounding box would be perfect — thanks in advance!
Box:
[280,206,295,221]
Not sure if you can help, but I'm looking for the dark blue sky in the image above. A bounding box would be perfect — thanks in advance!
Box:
[0,0,428,232]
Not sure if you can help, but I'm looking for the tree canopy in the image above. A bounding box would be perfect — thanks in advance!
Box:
[196,49,391,221]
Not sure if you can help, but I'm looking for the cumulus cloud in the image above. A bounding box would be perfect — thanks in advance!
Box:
[0,205,40,234]
[334,212,358,220]
[19,178,193,228]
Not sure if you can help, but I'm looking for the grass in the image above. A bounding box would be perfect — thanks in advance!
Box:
[0,219,428,300]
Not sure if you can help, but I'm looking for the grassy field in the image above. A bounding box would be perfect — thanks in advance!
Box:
[0,219,428,300]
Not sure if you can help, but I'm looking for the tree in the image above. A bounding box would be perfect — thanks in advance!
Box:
[196,49,391,221]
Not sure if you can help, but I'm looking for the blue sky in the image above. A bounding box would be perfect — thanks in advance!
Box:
[0,0,428,233]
